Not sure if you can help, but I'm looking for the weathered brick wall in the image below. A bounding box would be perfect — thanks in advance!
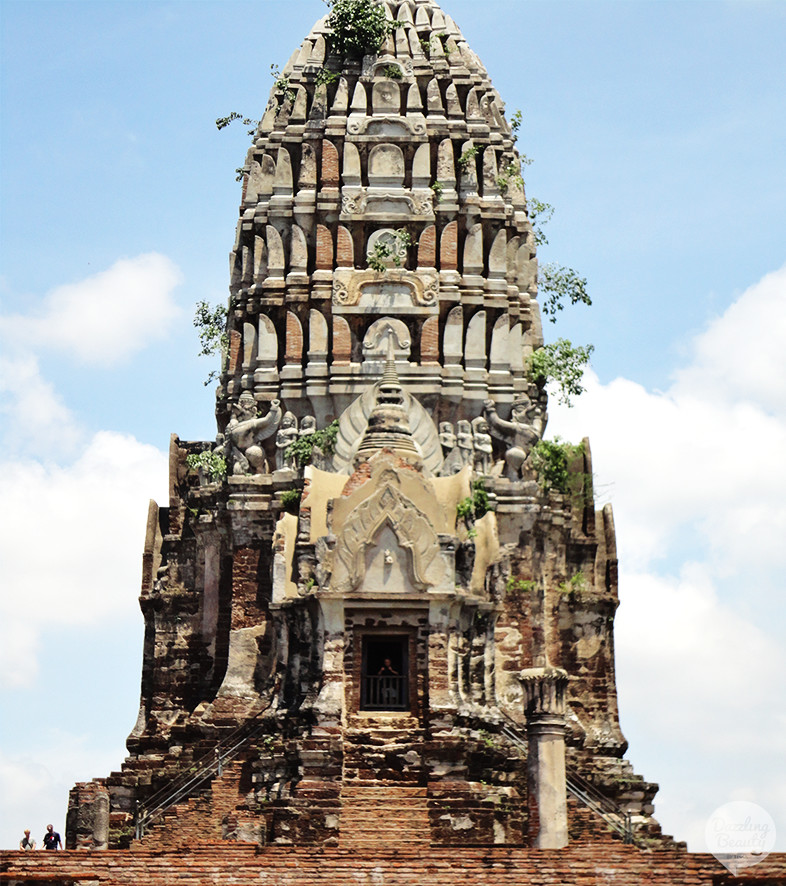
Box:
[3,845,786,885]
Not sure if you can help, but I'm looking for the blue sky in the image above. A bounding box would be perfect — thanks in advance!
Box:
[1,0,785,856]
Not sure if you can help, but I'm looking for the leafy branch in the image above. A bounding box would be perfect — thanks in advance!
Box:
[324,0,402,60]
[539,262,591,321]
[367,229,412,272]
[527,198,554,246]
[270,64,296,104]
[531,438,584,495]
[506,577,536,594]
[456,480,489,523]
[558,572,588,597]
[280,489,302,513]
[186,451,227,483]
[496,160,524,194]
[194,300,228,386]
[285,420,340,468]
[457,145,479,173]
[215,111,257,133]
[527,339,594,406]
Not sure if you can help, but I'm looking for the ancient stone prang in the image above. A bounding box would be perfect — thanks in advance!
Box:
[62,0,671,857]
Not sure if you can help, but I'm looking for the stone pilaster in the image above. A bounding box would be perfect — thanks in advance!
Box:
[519,666,569,849]
[66,780,109,850]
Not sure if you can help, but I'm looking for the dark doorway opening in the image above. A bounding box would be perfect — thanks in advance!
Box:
[361,636,409,711]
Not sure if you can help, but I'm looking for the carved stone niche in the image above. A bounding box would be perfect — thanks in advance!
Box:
[332,267,438,315]
[327,459,447,596]
[362,318,412,364]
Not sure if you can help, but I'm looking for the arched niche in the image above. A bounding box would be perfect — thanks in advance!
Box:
[362,317,412,362]
[257,314,277,370]
[266,225,285,279]
[368,143,405,189]
[443,305,463,365]
[440,221,458,271]
[315,225,334,271]
[465,310,487,369]
[242,322,257,368]
[273,146,293,195]
[343,141,362,188]
[321,140,340,189]
[285,311,303,362]
[488,229,507,279]
[417,225,436,268]
[289,225,308,276]
[412,143,431,188]
[332,316,352,365]
[308,309,329,357]
[372,80,401,116]
[490,315,510,369]
[463,223,483,276]
[253,235,267,283]
[420,315,440,365]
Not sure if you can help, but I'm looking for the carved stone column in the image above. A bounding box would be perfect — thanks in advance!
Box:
[519,666,569,849]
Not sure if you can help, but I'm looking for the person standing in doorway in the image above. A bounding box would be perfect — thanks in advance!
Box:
[378,658,400,705]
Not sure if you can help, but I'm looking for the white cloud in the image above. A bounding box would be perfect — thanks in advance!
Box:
[674,265,786,418]
[616,566,786,745]
[548,264,786,849]
[548,278,786,576]
[0,353,83,459]
[0,253,183,366]
[0,431,168,689]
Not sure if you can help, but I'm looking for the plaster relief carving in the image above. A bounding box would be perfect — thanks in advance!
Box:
[340,191,433,220]
[332,385,443,476]
[332,483,443,594]
[332,268,438,313]
[483,394,546,479]
[227,395,282,475]
[362,318,412,360]
[346,116,425,137]
[275,412,299,471]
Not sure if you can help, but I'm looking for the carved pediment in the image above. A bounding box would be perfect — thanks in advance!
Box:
[332,482,444,595]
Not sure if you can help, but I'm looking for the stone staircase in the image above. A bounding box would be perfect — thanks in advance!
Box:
[339,719,431,849]
[339,783,431,849]
[138,758,249,848]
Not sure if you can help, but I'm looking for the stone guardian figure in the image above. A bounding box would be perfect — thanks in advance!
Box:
[275,411,300,471]
[226,394,282,475]
[483,395,543,480]
[471,416,493,475]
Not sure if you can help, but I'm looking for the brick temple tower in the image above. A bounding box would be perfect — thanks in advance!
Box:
[67,0,664,856]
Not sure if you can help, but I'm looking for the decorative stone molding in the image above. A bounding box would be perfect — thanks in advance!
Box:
[332,268,438,314]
